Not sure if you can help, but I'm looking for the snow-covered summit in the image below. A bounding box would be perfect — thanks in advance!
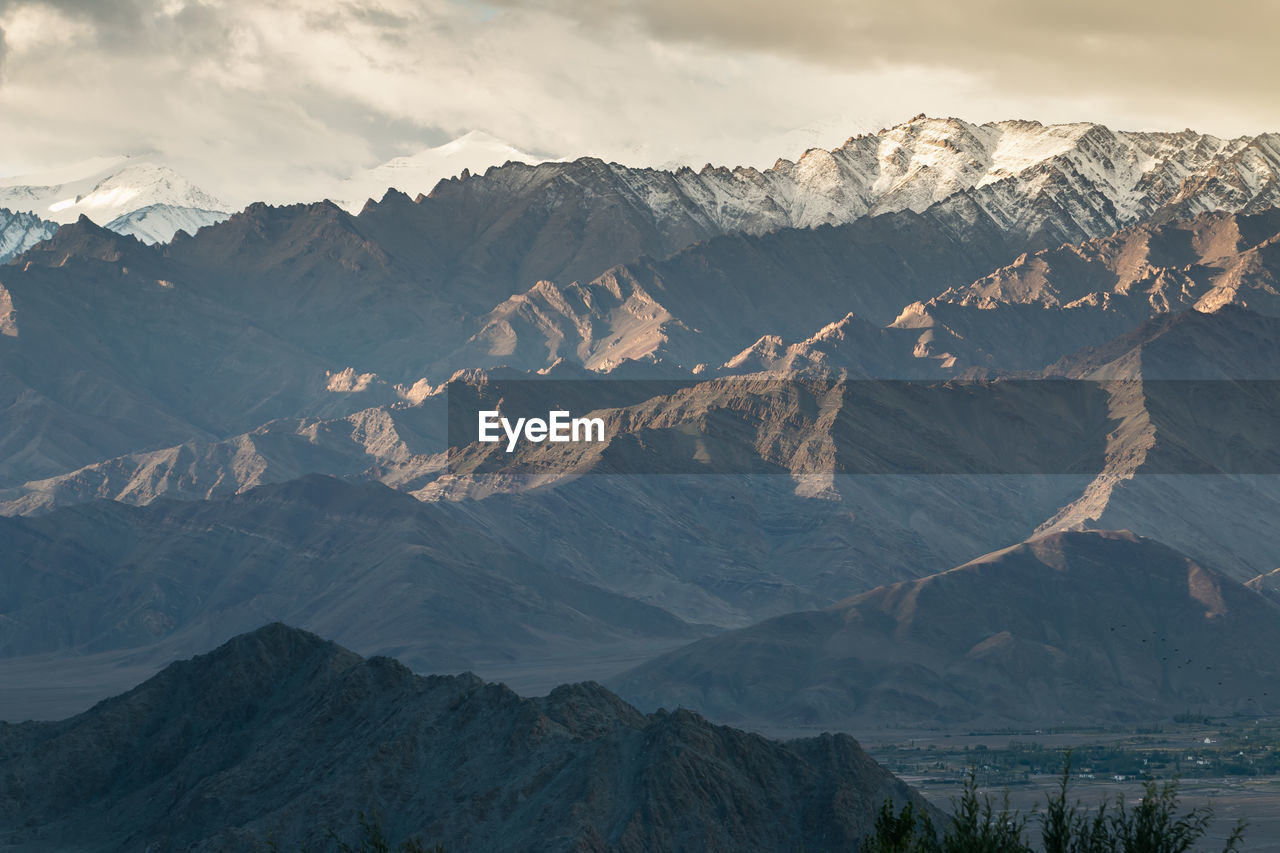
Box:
[0,158,229,241]
[105,204,230,245]
[334,131,541,212]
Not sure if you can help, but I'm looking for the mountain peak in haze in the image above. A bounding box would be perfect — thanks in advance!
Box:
[334,131,543,212]
[0,156,230,244]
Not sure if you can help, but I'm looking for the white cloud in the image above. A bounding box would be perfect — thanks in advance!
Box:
[0,0,1274,207]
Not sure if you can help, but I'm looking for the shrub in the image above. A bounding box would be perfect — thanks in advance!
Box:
[864,753,1246,853]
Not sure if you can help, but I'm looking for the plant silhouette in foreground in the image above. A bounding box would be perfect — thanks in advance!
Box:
[863,753,1246,853]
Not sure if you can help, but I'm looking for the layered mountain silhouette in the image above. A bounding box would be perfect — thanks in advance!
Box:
[4,120,1280,495]
[12,306,1277,579]
[0,475,706,719]
[613,531,1280,728]
[0,623,926,852]
[4,117,1280,742]
[0,463,1094,720]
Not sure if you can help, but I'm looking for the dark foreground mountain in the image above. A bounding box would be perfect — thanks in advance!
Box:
[0,623,926,853]
[613,531,1280,729]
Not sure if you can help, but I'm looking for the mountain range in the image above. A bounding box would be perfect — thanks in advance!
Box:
[5,304,1280,719]
[5,114,1279,256]
[3,115,1280,741]
[4,181,1280,499]
[0,132,541,255]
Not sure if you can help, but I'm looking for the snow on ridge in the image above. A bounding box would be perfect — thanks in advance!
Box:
[0,157,228,227]
[105,204,231,245]
[627,116,1280,240]
[6,117,1275,255]
[981,120,1095,184]
[0,207,59,263]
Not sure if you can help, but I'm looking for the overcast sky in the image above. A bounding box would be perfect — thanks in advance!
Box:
[0,0,1276,204]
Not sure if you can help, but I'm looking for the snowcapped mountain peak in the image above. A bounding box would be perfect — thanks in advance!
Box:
[980,119,1097,181]
[0,157,228,237]
[334,132,543,212]
[48,162,225,221]
[418,116,1278,259]
[433,129,523,156]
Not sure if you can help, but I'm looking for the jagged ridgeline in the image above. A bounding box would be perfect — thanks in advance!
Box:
[0,624,928,852]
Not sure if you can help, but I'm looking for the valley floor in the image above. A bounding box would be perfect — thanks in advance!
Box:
[910,776,1280,852]
[817,718,1280,852]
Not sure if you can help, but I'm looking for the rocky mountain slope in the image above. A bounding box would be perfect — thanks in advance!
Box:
[399,117,1280,249]
[0,623,927,852]
[0,373,1111,635]
[0,218,365,488]
[452,202,1025,374]
[18,298,1272,503]
[0,457,1098,720]
[613,530,1280,728]
[1247,569,1280,607]
[1029,305,1280,579]
[893,208,1280,371]
[0,191,1014,488]
[8,307,1278,606]
[360,119,1280,375]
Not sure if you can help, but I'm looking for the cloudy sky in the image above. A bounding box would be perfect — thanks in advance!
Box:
[0,0,1276,204]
